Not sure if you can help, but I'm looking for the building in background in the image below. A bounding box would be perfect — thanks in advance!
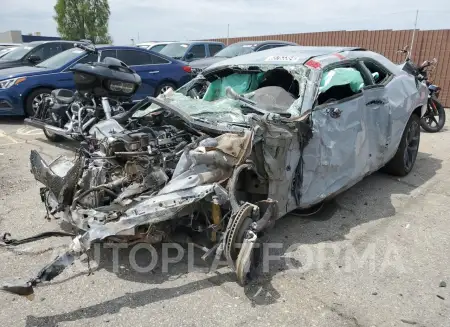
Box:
[0,30,61,43]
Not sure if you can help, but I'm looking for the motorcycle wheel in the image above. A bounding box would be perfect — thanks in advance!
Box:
[420,98,446,133]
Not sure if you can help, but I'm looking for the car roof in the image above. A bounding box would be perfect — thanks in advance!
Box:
[138,41,176,46]
[172,41,225,45]
[26,40,77,45]
[95,45,158,50]
[234,40,298,46]
[206,45,365,69]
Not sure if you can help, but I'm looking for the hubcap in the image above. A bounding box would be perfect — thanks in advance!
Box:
[404,120,420,171]
[32,93,50,114]
[159,85,174,95]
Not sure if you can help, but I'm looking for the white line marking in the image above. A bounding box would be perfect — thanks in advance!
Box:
[16,126,44,136]
[0,129,19,144]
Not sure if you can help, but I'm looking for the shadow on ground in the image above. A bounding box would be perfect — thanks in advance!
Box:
[24,152,442,327]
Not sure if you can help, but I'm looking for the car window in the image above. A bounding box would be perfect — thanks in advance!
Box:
[100,49,117,61]
[150,44,166,53]
[76,53,99,64]
[0,44,36,61]
[35,48,87,69]
[28,45,45,60]
[159,43,189,59]
[257,44,274,51]
[362,59,392,85]
[31,43,64,61]
[208,44,224,56]
[214,43,258,57]
[46,43,64,59]
[151,54,170,64]
[117,50,153,66]
[317,66,365,106]
[189,45,206,59]
[61,43,74,51]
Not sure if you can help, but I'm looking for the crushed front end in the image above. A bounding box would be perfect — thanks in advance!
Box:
[1,62,315,297]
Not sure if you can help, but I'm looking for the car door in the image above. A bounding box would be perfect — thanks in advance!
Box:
[359,58,394,169]
[185,44,207,62]
[300,62,372,206]
[116,49,170,100]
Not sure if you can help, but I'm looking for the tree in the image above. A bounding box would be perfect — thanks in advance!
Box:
[54,0,112,44]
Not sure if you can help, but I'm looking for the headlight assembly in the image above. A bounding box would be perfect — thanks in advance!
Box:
[107,80,135,94]
[0,77,27,89]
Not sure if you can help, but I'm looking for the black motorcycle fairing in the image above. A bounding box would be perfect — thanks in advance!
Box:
[70,57,142,99]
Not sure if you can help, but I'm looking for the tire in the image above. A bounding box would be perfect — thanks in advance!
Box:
[25,88,53,117]
[155,82,176,97]
[43,128,64,142]
[420,97,446,133]
[384,113,420,177]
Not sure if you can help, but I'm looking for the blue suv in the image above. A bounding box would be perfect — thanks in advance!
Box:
[0,45,192,116]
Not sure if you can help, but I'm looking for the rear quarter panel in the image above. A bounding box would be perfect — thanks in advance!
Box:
[384,73,428,160]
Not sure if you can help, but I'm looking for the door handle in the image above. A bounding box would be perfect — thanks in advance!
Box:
[366,99,385,106]
[148,71,159,74]
[327,107,342,118]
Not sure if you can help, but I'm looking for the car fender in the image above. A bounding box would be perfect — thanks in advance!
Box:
[22,84,57,106]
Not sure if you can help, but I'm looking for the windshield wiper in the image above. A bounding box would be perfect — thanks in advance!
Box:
[172,56,182,59]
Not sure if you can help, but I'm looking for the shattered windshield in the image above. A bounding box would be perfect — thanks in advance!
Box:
[214,43,258,58]
[134,64,317,123]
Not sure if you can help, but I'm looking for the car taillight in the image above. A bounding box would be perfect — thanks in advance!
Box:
[183,66,192,73]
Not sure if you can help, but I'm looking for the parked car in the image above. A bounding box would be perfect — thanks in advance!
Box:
[0,45,192,116]
[136,41,175,52]
[0,41,77,70]
[0,46,429,295]
[0,43,20,47]
[0,45,20,58]
[189,40,298,76]
[159,41,225,62]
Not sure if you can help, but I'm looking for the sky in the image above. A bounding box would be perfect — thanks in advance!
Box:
[1,0,450,45]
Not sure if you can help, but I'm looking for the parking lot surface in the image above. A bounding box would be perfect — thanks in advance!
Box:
[0,117,449,327]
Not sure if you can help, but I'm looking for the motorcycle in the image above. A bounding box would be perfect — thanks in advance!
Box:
[397,45,445,133]
[24,41,142,141]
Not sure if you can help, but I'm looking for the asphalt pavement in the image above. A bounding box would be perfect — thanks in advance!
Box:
[0,117,449,327]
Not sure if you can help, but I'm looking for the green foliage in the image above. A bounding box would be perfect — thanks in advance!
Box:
[53,0,112,44]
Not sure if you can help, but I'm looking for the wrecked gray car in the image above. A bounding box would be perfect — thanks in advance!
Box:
[1,46,428,297]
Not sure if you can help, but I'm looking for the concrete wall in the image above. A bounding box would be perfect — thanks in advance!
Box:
[0,30,22,43]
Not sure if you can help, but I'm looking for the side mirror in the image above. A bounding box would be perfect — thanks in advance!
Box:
[185,52,194,60]
[28,55,41,63]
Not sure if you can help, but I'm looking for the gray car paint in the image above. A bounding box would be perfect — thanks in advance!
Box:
[6,46,427,289]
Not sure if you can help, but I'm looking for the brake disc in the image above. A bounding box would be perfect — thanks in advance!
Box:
[224,202,256,263]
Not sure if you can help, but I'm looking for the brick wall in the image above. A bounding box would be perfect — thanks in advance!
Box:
[208,29,450,106]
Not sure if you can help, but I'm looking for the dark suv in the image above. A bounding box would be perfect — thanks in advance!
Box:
[189,40,298,76]
[159,41,225,62]
[0,40,77,70]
